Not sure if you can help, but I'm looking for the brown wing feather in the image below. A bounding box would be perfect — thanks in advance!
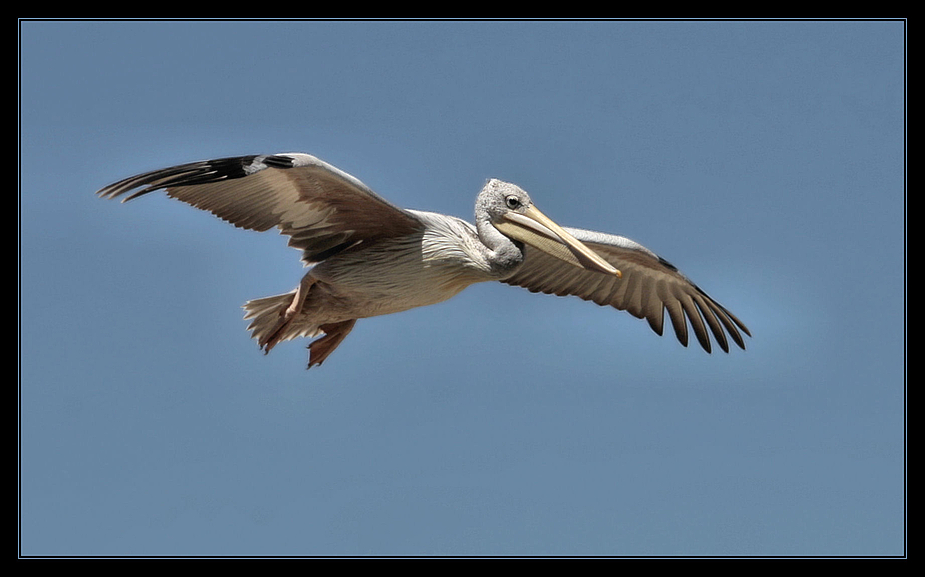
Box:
[502,227,750,353]
[97,153,424,264]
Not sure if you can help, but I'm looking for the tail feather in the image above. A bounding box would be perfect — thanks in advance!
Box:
[242,292,321,348]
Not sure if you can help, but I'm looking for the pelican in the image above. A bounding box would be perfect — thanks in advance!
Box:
[97,153,750,369]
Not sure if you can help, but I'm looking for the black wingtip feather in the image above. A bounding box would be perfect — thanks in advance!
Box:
[96,154,270,202]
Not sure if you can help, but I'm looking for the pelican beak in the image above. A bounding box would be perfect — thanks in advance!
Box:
[496,206,622,277]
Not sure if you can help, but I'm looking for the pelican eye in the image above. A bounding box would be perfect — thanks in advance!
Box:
[505,195,521,209]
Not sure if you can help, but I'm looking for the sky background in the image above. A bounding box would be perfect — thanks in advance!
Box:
[20,20,905,557]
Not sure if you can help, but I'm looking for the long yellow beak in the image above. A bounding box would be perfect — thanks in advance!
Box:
[495,205,621,277]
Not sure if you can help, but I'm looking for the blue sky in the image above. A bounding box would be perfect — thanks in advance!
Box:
[19,20,904,557]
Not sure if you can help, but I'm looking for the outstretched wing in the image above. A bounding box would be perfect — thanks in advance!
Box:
[97,153,425,264]
[502,228,750,353]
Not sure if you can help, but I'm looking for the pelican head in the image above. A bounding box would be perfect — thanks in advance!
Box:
[477,179,621,277]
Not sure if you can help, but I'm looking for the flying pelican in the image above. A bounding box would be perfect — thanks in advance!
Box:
[97,153,750,369]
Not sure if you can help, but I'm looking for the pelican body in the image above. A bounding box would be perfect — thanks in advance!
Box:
[98,153,750,368]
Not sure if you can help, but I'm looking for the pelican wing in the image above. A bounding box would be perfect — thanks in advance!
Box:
[502,228,751,353]
[97,153,425,264]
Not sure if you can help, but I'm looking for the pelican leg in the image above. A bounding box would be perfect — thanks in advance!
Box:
[259,275,316,353]
[308,319,357,369]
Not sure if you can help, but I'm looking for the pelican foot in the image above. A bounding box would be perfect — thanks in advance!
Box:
[258,276,315,353]
[307,319,357,369]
